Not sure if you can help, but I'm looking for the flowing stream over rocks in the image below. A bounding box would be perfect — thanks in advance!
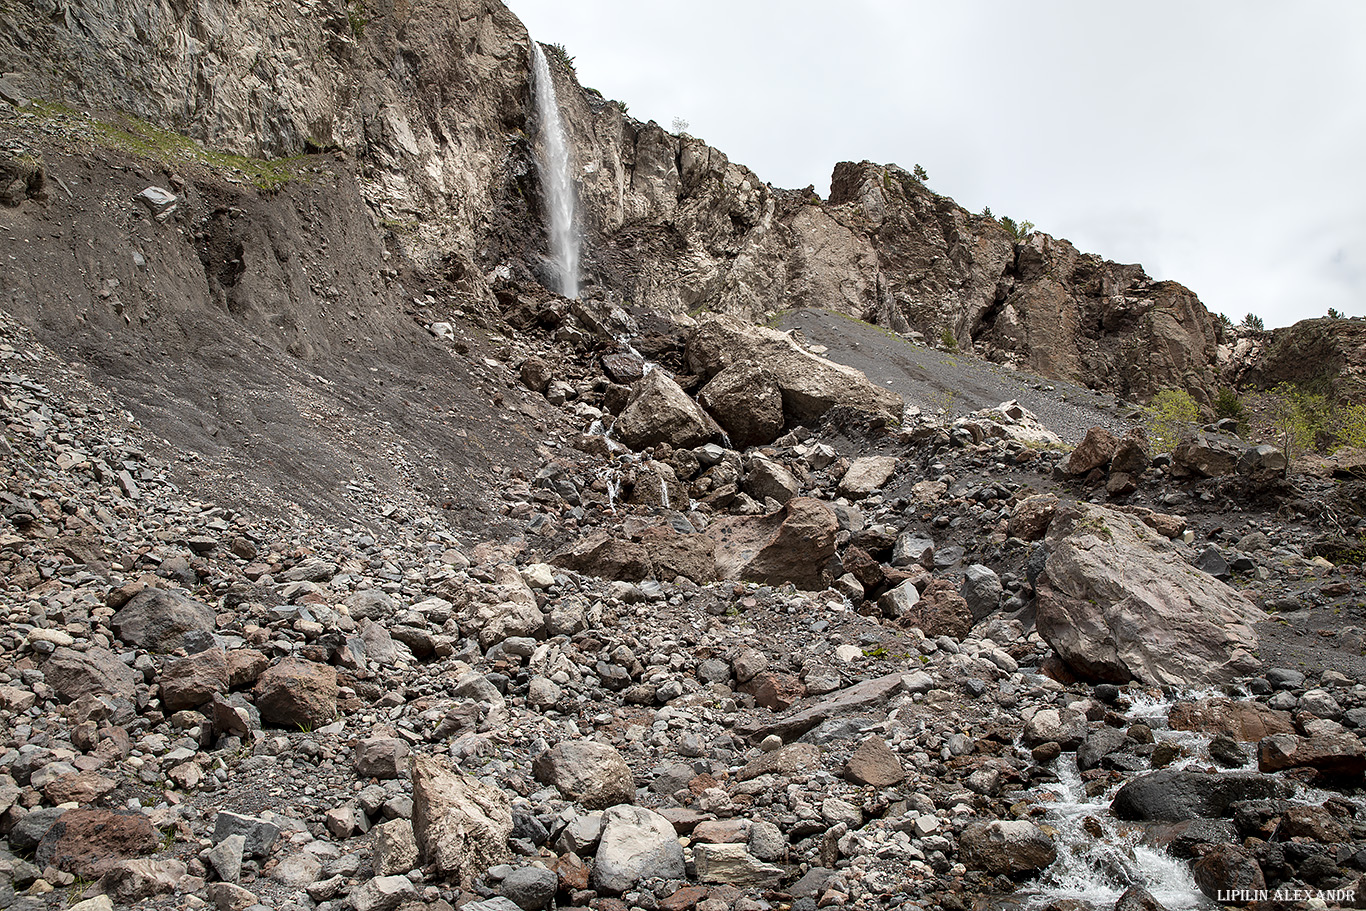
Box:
[529,40,581,299]
[1025,692,1216,910]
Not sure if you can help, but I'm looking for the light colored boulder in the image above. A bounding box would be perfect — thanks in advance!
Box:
[1036,503,1264,685]
[592,805,685,894]
[708,497,837,591]
[411,755,512,886]
[613,369,719,450]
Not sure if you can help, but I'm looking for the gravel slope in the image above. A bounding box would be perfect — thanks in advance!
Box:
[777,308,1137,444]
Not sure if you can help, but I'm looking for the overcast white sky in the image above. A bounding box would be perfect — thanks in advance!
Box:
[511,0,1365,328]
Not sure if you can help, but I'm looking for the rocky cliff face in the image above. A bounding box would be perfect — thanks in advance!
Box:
[1227,317,1366,402]
[2,0,1224,405]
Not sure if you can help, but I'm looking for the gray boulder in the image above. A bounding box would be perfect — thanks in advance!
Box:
[698,362,785,447]
[592,805,685,893]
[960,564,1002,621]
[1036,503,1263,685]
[111,588,216,651]
[958,820,1056,876]
[613,370,719,450]
[532,741,634,810]
[1111,770,1288,821]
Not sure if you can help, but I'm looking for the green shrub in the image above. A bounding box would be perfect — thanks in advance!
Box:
[1214,387,1244,422]
[939,328,958,352]
[1145,388,1200,452]
[1000,216,1035,242]
[913,163,928,182]
[1242,313,1265,331]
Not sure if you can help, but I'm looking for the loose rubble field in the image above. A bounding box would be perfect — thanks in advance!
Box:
[5,298,1366,911]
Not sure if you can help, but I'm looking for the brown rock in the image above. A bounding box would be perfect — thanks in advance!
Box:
[160,647,229,712]
[520,356,553,393]
[550,533,652,582]
[226,649,270,688]
[659,884,709,911]
[844,736,905,787]
[1111,430,1152,475]
[1008,494,1059,541]
[1065,427,1117,475]
[253,659,337,729]
[698,362,785,447]
[1168,699,1293,742]
[410,755,512,886]
[1257,732,1366,777]
[552,851,590,892]
[899,579,972,639]
[1272,805,1350,843]
[742,672,805,711]
[1191,844,1265,903]
[637,525,717,583]
[42,771,116,805]
[708,497,838,591]
[35,808,158,877]
[43,647,138,701]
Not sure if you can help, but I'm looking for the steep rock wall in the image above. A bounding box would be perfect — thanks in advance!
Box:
[1,0,1224,403]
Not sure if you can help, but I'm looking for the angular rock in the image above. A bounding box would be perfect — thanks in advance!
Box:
[410,755,512,886]
[213,812,280,859]
[744,455,799,504]
[1065,426,1117,475]
[838,456,897,498]
[350,875,419,911]
[958,820,1056,877]
[43,646,138,702]
[960,564,1003,621]
[1008,494,1059,542]
[687,314,903,425]
[533,740,635,809]
[708,497,837,590]
[593,805,686,894]
[613,370,719,450]
[372,819,419,876]
[1168,699,1293,742]
[738,673,905,743]
[698,362,785,447]
[101,857,186,902]
[35,808,158,877]
[738,742,822,782]
[253,659,337,729]
[891,533,935,568]
[899,579,972,639]
[1171,432,1243,479]
[1022,708,1088,751]
[1036,503,1264,685]
[1257,732,1366,777]
[693,843,784,885]
[356,737,410,780]
[111,587,216,651]
[160,647,229,712]
[844,736,905,787]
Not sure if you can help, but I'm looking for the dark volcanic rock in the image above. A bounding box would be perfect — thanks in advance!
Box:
[1111,771,1288,822]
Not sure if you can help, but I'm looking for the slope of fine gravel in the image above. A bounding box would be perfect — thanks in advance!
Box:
[777,309,1136,443]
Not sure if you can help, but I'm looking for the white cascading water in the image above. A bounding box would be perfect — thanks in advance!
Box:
[1024,690,1223,911]
[529,41,580,299]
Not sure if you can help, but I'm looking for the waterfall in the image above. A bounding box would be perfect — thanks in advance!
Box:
[529,41,580,299]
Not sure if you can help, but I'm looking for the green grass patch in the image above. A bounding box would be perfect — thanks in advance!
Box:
[24,100,304,192]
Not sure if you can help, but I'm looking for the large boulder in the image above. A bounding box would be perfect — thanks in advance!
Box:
[111,588,216,651]
[34,809,159,878]
[1036,503,1264,685]
[1257,732,1366,777]
[1168,699,1293,742]
[592,805,686,894]
[532,741,635,810]
[410,755,512,886]
[253,659,337,729]
[686,314,902,425]
[612,370,719,450]
[160,647,229,712]
[1171,432,1244,479]
[1064,426,1117,475]
[42,646,137,701]
[743,455,799,504]
[1111,771,1288,821]
[550,527,715,584]
[698,362,785,446]
[958,820,1056,877]
[708,497,838,590]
